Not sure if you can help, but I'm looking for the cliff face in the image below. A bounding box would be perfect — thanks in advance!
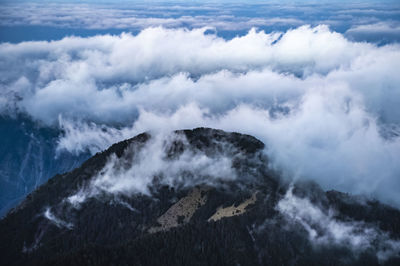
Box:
[1,128,399,266]
[0,116,89,217]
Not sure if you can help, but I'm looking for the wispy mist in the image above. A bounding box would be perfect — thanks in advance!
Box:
[277,186,400,262]
[68,131,239,206]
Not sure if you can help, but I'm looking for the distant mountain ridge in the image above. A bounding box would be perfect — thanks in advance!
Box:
[0,116,89,217]
[1,128,399,265]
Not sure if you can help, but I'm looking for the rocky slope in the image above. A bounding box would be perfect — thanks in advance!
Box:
[0,128,399,265]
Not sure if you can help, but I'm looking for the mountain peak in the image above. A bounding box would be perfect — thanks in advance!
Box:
[1,128,399,265]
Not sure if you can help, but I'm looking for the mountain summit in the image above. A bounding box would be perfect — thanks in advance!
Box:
[1,128,399,265]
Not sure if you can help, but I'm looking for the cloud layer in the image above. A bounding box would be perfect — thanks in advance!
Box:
[2,25,399,123]
[1,25,400,207]
[2,2,399,28]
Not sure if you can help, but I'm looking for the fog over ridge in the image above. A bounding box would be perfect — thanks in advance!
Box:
[67,130,242,207]
[276,186,400,262]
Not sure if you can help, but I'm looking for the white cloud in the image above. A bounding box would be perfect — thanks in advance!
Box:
[346,22,400,42]
[43,207,73,229]
[2,25,398,125]
[59,93,400,207]
[57,117,137,155]
[1,2,398,33]
[1,25,400,207]
[277,186,400,261]
[67,131,238,205]
[0,2,304,30]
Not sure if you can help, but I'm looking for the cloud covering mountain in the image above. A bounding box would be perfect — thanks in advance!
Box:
[0,0,400,220]
[1,23,400,207]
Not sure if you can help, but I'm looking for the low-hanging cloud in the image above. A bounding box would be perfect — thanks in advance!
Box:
[277,186,400,261]
[1,25,400,207]
[43,207,73,229]
[60,96,400,208]
[67,131,239,207]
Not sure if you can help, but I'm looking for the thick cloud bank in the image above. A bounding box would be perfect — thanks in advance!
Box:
[2,25,400,124]
[1,25,400,207]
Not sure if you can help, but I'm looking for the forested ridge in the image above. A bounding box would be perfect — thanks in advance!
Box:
[1,128,399,265]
